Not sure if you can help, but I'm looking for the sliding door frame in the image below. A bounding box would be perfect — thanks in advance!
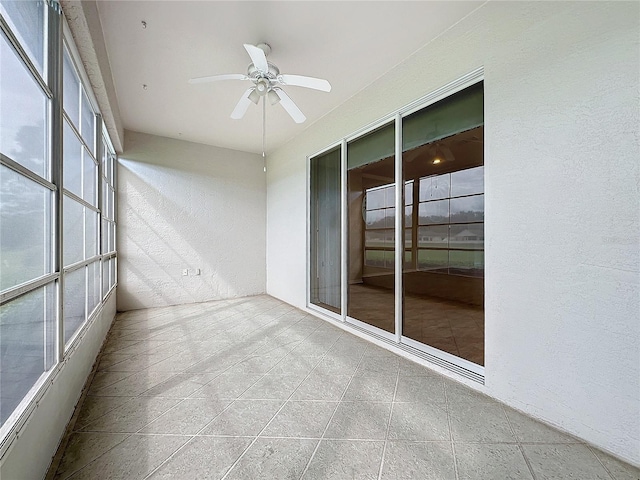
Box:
[307,67,485,380]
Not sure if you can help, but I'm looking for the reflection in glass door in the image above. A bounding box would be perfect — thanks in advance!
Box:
[347,123,396,335]
[402,82,485,365]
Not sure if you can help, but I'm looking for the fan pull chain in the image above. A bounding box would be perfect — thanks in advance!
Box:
[262,96,267,172]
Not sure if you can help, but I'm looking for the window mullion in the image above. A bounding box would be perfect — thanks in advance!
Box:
[45,0,64,364]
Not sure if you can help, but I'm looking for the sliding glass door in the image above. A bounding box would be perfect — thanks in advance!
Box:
[309,77,485,374]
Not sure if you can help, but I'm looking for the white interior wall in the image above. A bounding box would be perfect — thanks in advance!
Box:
[266,1,640,465]
[0,293,117,480]
[117,131,266,311]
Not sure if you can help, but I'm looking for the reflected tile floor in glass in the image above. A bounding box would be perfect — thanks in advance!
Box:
[47,295,638,479]
[348,284,484,365]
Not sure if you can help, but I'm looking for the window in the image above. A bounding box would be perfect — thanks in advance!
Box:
[364,183,395,269]
[0,1,118,434]
[62,41,100,345]
[0,0,56,428]
[415,165,484,276]
[101,136,117,297]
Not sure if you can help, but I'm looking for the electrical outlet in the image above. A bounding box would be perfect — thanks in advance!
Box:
[182,269,188,276]
[194,268,201,276]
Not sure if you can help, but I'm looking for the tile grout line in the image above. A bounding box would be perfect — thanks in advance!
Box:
[443,380,460,480]
[297,343,369,480]
[501,404,538,480]
[376,363,401,480]
[218,329,347,480]
[585,445,618,480]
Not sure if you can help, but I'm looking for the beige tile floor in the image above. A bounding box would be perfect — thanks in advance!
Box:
[48,295,638,479]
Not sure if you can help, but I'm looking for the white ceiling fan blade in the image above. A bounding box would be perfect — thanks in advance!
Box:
[274,89,306,124]
[243,44,268,74]
[231,88,255,119]
[188,73,248,85]
[277,74,331,92]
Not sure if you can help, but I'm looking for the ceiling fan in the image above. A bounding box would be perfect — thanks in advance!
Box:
[188,43,331,124]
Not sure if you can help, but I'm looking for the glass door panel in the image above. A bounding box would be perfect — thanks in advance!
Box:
[347,123,396,334]
[402,82,485,366]
[310,147,341,313]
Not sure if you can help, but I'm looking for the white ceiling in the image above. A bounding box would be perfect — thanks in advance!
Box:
[96,1,482,154]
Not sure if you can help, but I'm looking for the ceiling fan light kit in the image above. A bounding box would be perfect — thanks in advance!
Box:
[188,42,331,124]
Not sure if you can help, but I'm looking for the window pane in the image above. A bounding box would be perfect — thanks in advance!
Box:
[404,228,412,248]
[0,31,47,179]
[417,225,449,248]
[64,267,86,344]
[365,209,384,228]
[451,166,484,197]
[0,282,56,427]
[83,150,97,205]
[364,249,384,268]
[110,222,116,252]
[63,47,80,128]
[0,0,45,77]
[404,205,412,226]
[110,155,116,188]
[102,258,109,298]
[384,207,395,228]
[109,257,116,289]
[364,230,394,249]
[366,187,385,211]
[450,194,484,223]
[365,230,384,249]
[63,196,83,266]
[81,91,95,154]
[450,223,484,250]
[384,185,395,208]
[404,250,412,269]
[101,139,107,177]
[101,218,108,253]
[449,250,484,277]
[404,181,413,206]
[384,249,395,269]
[85,209,98,259]
[417,249,449,271]
[87,261,100,316]
[109,188,115,222]
[106,153,113,185]
[63,120,82,196]
[0,166,50,291]
[418,199,449,225]
[419,174,450,202]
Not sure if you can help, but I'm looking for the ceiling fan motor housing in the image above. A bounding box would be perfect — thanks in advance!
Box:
[247,62,280,81]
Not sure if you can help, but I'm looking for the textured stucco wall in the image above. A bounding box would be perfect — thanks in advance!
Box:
[118,131,266,311]
[265,1,640,465]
